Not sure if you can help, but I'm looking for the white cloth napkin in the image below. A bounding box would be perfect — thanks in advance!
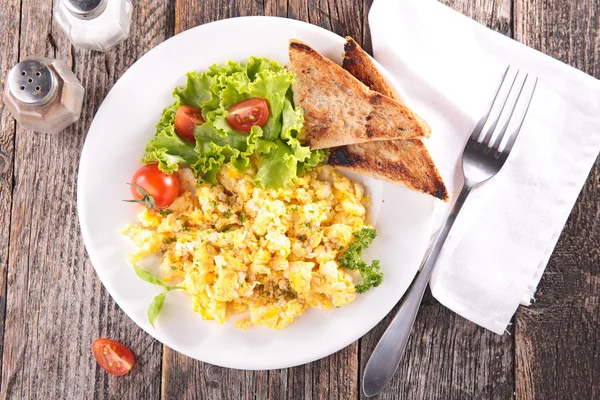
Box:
[369,0,600,334]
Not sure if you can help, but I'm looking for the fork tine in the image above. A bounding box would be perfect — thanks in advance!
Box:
[480,71,519,147]
[500,77,538,155]
[469,66,510,141]
[491,73,531,152]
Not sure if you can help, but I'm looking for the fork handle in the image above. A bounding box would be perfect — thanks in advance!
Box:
[362,184,472,397]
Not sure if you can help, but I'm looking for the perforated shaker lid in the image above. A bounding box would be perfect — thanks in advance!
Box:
[7,58,57,106]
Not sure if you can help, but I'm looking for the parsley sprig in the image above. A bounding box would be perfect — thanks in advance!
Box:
[338,227,383,293]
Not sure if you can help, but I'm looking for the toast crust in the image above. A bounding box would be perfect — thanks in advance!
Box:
[329,140,449,201]
[328,37,448,201]
[342,37,397,100]
[288,39,431,150]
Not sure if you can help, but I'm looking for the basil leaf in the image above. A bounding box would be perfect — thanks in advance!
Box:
[148,292,166,328]
[133,264,167,287]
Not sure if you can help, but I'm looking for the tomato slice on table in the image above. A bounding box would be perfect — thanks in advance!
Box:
[225,97,269,132]
[92,338,135,376]
[174,105,204,141]
[129,163,180,209]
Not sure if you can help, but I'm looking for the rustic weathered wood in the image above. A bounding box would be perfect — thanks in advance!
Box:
[0,0,598,399]
[360,300,516,399]
[513,1,600,399]
[444,0,513,35]
[0,0,21,391]
[0,1,173,399]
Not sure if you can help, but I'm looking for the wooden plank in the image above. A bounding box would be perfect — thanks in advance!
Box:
[0,0,21,393]
[174,0,266,33]
[358,1,515,399]
[361,301,516,399]
[162,2,363,399]
[514,0,599,77]
[0,1,174,399]
[445,0,513,35]
[513,1,600,399]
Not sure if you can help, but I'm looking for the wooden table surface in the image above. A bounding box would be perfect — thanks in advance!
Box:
[0,0,598,399]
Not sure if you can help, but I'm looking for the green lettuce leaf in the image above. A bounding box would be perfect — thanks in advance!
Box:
[298,148,330,175]
[192,124,264,184]
[254,140,298,189]
[142,57,327,189]
[280,98,310,160]
[174,71,213,109]
[142,124,198,173]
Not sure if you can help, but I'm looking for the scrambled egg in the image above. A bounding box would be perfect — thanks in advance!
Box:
[123,163,371,329]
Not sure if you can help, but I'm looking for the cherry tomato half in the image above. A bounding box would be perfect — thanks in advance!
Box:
[225,97,269,132]
[130,164,180,209]
[92,338,135,376]
[174,105,204,141]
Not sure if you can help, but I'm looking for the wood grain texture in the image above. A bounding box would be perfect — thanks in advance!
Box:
[442,0,513,35]
[360,301,515,399]
[0,0,21,390]
[175,0,266,32]
[514,0,599,77]
[0,1,174,399]
[513,1,600,399]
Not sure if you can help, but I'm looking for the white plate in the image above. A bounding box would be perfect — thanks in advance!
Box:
[77,16,435,370]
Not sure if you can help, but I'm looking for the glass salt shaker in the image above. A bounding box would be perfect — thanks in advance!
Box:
[53,0,133,52]
[2,57,85,134]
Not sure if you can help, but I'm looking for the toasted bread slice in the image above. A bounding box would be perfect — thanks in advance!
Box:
[342,37,397,99]
[329,37,449,201]
[329,140,449,201]
[341,37,431,132]
[288,39,431,150]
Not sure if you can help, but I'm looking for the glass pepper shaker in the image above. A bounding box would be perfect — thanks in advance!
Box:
[2,57,85,134]
[53,0,133,52]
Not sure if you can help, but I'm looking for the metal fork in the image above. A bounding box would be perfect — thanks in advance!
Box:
[362,67,538,397]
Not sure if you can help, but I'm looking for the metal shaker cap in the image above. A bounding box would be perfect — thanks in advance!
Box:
[63,0,108,19]
[7,59,57,106]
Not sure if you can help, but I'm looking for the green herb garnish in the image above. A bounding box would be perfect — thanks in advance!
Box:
[133,263,169,287]
[132,264,183,328]
[221,224,234,232]
[148,292,166,328]
[338,227,383,294]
